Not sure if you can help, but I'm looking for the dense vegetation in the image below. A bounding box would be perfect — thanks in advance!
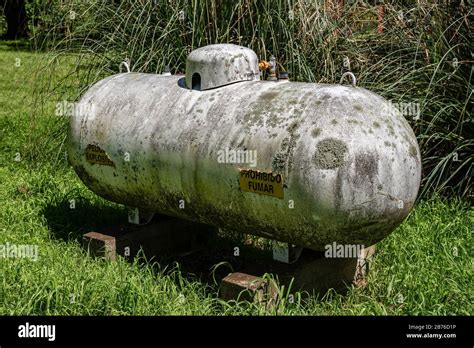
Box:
[23,0,474,200]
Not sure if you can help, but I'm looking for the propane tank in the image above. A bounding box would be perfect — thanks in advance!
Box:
[68,44,421,251]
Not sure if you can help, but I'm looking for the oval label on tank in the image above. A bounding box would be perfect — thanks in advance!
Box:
[239,169,284,199]
[85,144,115,167]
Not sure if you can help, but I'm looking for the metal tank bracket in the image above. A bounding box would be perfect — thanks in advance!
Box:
[127,207,154,225]
[119,58,131,73]
[340,71,357,86]
[161,65,171,76]
[354,245,376,286]
[272,241,303,264]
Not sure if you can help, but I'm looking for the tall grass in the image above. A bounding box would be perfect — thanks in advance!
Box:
[24,0,473,200]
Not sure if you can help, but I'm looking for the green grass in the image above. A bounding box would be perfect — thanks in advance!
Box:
[0,40,472,315]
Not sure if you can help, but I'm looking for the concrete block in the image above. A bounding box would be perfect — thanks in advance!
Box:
[220,272,278,305]
[82,232,116,261]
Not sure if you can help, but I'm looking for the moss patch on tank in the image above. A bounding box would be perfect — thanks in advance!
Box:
[354,151,379,182]
[409,145,418,159]
[272,121,300,178]
[267,113,283,128]
[259,91,279,102]
[272,152,287,173]
[243,90,287,129]
[287,120,299,133]
[320,93,331,100]
[387,123,395,136]
[311,128,321,138]
[313,138,348,169]
[347,119,361,124]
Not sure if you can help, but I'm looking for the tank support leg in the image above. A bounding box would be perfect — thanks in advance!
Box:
[127,207,155,225]
[272,241,303,264]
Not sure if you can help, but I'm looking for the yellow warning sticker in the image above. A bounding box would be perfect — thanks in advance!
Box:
[85,144,115,167]
[239,169,284,199]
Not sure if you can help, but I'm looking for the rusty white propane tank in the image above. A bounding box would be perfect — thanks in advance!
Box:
[68,44,421,251]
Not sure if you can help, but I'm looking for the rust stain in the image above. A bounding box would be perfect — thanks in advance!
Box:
[85,144,115,167]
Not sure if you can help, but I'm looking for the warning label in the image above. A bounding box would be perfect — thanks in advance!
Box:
[85,144,115,166]
[239,169,284,199]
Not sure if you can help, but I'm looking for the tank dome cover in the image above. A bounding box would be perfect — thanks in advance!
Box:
[185,44,260,90]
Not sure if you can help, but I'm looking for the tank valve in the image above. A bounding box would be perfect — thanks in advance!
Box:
[267,55,278,81]
[162,65,171,76]
[258,60,270,70]
[258,56,278,81]
[278,71,289,81]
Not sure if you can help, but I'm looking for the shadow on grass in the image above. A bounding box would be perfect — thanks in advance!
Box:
[42,198,273,286]
[0,38,35,52]
[42,198,350,298]
[42,197,127,242]
[41,198,229,284]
